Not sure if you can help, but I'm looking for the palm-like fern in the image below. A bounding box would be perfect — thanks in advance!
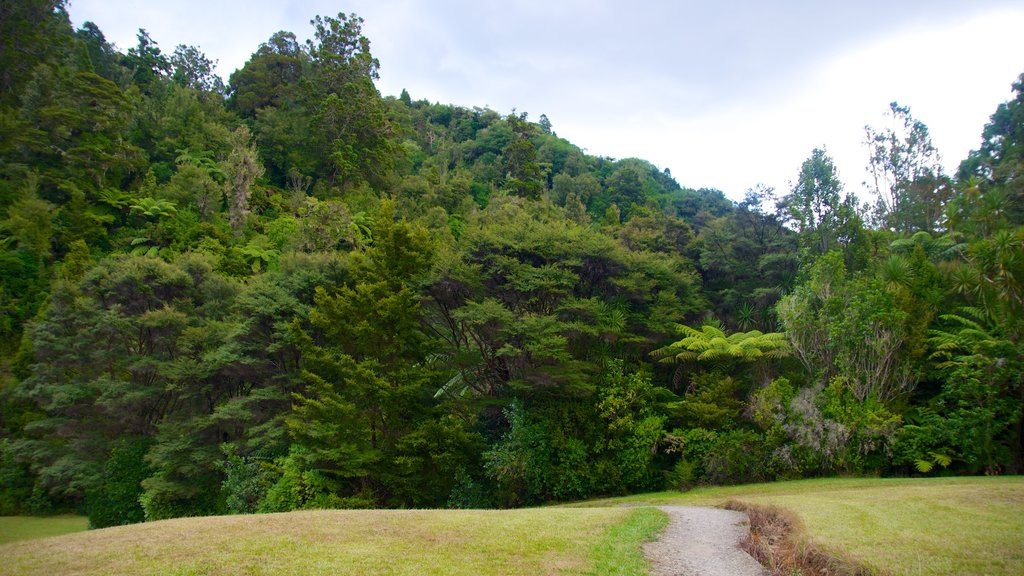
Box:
[889,230,964,260]
[651,321,790,364]
[129,197,177,219]
[176,149,225,182]
[928,307,1012,369]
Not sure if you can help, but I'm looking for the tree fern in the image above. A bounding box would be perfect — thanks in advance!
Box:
[652,321,790,365]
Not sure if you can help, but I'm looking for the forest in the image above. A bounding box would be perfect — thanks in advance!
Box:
[0,1,1022,529]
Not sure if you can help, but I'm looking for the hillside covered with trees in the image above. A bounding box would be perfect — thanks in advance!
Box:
[1,1,1022,529]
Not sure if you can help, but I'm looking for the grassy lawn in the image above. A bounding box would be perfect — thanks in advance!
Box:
[0,507,665,576]
[0,515,88,545]
[574,476,1024,576]
[2,477,1018,575]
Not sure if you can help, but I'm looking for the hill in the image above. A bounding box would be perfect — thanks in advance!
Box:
[1,1,1023,530]
[0,507,663,576]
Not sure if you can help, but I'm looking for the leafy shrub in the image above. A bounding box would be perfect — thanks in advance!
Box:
[446,469,491,509]
[664,458,699,490]
[221,452,276,514]
[0,438,34,515]
[704,429,772,485]
[86,437,153,528]
[259,447,374,512]
[483,400,549,507]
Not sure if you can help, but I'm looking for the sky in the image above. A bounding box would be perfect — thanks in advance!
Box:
[67,0,1024,201]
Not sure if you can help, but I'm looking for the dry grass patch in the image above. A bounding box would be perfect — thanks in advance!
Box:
[723,500,878,576]
[0,508,641,576]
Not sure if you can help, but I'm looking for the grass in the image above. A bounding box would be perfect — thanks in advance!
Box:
[3,476,1018,575]
[0,507,666,576]
[572,476,1024,576]
[589,507,668,575]
[0,515,88,545]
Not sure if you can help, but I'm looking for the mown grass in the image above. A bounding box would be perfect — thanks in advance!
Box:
[4,477,1017,575]
[588,507,667,575]
[0,507,665,576]
[573,476,1024,576]
[0,515,88,545]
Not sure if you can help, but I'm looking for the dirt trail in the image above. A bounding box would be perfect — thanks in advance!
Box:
[643,506,766,576]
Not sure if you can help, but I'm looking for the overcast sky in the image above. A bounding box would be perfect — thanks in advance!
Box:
[68,0,1024,201]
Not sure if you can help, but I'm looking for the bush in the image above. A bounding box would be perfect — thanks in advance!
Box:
[664,458,699,490]
[483,400,549,507]
[446,469,492,509]
[704,429,772,485]
[259,447,374,512]
[85,438,153,528]
[221,452,276,514]
[0,438,34,515]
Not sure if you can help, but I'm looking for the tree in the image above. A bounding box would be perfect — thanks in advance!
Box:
[958,73,1024,225]
[307,13,379,90]
[0,0,73,106]
[286,202,440,505]
[864,102,952,233]
[305,13,397,189]
[228,31,306,118]
[500,112,542,199]
[782,148,866,267]
[693,185,797,329]
[223,126,264,235]
[4,186,54,271]
[928,307,1022,473]
[652,322,789,365]
[170,44,222,93]
[937,225,1024,471]
[777,251,929,404]
[651,321,789,394]
[124,29,171,90]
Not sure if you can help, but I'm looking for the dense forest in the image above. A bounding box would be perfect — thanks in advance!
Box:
[1,1,1022,529]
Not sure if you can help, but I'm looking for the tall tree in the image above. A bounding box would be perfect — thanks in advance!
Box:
[500,112,542,199]
[865,102,952,233]
[223,126,264,235]
[782,148,865,267]
[958,73,1024,225]
[306,13,397,189]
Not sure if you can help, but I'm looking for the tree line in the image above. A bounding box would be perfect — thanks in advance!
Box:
[0,1,1021,528]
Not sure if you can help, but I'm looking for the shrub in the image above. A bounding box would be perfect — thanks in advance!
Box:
[221,451,276,514]
[704,429,772,485]
[85,437,153,528]
[0,438,34,515]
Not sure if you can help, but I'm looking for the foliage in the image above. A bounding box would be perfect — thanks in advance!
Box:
[84,437,153,528]
[865,102,952,233]
[1,3,1023,521]
[652,321,789,365]
[780,148,866,267]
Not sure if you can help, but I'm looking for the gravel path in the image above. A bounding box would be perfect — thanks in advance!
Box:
[643,506,767,576]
